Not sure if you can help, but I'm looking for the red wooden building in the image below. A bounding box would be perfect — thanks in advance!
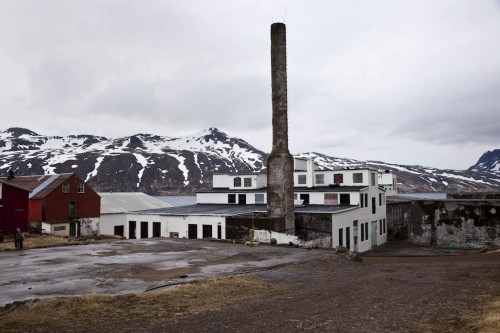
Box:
[0,173,101,236]
[0,180,30,234]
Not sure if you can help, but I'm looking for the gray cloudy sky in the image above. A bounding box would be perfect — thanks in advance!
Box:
[1,0,499,170]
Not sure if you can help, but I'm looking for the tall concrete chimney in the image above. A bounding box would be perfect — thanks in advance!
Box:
[267,22,295,235]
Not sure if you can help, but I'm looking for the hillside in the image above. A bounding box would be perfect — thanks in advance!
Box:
[1,127,499,194]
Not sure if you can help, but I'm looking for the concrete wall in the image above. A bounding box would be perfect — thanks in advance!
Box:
[212,174,267,190]
[100,213,226,240]
[408,200,499,248]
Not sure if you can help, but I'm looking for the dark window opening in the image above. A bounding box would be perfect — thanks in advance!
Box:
[340,194,350,205]
[299,193,310,205]
[228,194,236,204]
[334,173,343,184]
[234,177,241,187]
[238,194,246,205]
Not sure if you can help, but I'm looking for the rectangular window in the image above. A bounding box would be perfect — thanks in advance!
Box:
[333,173,343,184]
[324,193,338,205]
[69,201,77,218]
[371,173,376,186]
[54,226,66,231]
[244,177,252,187]
[233,177,241,187]
[365,194,368,208]
[383,219,386,234]
[298,175,306,185]
[365,223,369,240]
[339,228,343,246]
[339,194,350,205]
[360,193,364,207]
[169,232,179,238]
[62,183,70,193]
[315,174,324,185]
[228,194,236,204]
[255,193,265,204]
[361,223,365,241]
[353,173,363,183]
[372,197,376,214]
[77,183,85,193]
[380,220,383,235]
[379,193,382,206]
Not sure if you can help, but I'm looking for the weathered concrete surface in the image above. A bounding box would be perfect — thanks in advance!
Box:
[0,238,325,306]
[267,22,295,234]
[387,199,500,248]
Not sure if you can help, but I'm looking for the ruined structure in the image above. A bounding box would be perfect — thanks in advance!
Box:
[387,194,500,248]
[266,22,295,234]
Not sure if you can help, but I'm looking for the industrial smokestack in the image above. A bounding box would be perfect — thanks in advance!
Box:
[267,22,295,235]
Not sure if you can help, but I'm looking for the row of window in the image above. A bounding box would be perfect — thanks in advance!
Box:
[62,182,85,193]
[228,193,265,204]
[296,172,377,186]
[233,177,252,188]
[226,192,385,209]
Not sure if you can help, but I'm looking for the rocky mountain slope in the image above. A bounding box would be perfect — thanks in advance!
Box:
[1,127,499,194]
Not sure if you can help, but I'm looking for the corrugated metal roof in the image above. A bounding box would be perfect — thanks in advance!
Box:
[0,174,73,199]
[99,192,172,214]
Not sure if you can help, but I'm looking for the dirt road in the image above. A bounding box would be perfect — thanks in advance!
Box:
[0,240,498,332]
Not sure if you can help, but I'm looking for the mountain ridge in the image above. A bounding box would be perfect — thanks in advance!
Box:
[1,127,499,194]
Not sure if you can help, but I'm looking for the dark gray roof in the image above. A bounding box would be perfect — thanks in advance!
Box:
[136,204,358,217]
[139,204,267,216]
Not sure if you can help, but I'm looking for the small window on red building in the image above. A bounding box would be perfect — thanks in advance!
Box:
[77,183,85,193]
[62,183,70,193]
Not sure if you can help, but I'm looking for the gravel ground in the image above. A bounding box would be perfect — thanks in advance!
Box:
[151,243,500,333]
[1,240,498,332]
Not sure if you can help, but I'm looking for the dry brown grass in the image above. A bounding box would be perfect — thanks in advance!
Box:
[0,275,287,332]
[0,234,119,252]
[474,289,500,333]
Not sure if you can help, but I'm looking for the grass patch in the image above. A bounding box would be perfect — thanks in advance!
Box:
[0,234,119,252]
[474,288,500,333]
[0,275,287,332]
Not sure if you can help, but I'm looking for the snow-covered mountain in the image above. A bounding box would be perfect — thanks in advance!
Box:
[468,149,500,174]
[1,127,499,194]
[0,127,266,194]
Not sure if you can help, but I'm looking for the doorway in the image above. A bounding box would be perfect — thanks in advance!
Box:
[114,225,124,237]
[188,224,198,239]
[153,222,161,237]
[140,222,148,239]
[371,221,378,247]
[129,221,136,239]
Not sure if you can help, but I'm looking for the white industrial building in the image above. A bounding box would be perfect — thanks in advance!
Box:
[99,158,395,253]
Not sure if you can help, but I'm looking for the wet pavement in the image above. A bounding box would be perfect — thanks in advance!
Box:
[0,238,324,306]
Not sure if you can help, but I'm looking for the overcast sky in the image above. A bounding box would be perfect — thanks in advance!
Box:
[1,0,499,170]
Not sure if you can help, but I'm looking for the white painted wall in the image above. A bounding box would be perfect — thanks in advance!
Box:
[379,172,398,196]
[100,213,226,240]
[42,222,69,236]
[212,174,267,190]
[100,213,129,236]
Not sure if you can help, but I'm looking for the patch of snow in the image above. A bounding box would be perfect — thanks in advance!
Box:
[134,153,149,188]
[167,153,189,186]
[86,156,104,182]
